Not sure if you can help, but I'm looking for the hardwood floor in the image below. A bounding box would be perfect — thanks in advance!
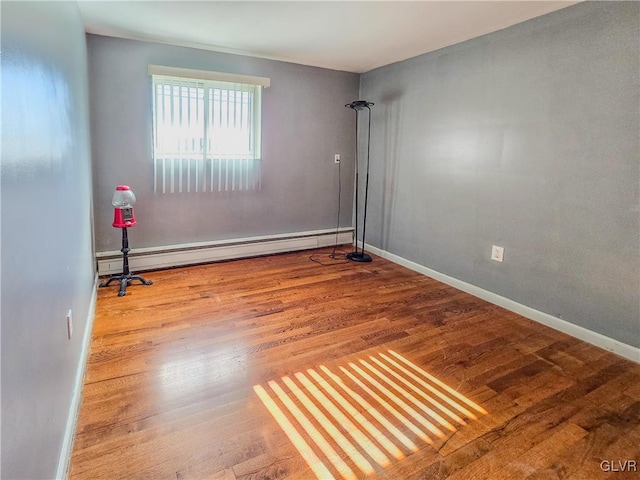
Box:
[69,248,640,479]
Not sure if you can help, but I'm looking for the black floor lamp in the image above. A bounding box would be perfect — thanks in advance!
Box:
[345,100,374,263]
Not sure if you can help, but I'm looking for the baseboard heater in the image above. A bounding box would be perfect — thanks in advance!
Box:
[96,228,354,276]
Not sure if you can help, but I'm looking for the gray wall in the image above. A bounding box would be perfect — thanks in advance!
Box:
[1,2,95,479]
[88,35,359,252]
[360,1,639,347]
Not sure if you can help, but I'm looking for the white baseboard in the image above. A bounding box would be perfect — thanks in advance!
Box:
[365,244,639,364]
[97,228,354,275]
[56,273,99,480]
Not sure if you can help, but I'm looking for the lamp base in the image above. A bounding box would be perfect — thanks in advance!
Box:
[347,251,372,263]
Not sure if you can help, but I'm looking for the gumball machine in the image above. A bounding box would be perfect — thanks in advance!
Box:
[100,185,153,296]
[112,185,137,228]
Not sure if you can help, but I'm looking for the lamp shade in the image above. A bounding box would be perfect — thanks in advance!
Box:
[345,100,374,110]
[112,185,136,208]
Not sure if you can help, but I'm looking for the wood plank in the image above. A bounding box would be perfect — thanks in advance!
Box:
[69,248,640,479]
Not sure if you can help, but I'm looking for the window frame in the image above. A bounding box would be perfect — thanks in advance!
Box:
[148,65,270,193]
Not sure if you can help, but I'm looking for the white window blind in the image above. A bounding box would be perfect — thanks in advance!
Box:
[149,66,269,193]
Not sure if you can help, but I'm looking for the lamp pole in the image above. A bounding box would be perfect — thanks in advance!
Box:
[345,100,374,263]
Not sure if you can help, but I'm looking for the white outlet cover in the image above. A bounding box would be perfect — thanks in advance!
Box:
[334,154,341,163]
[67,309,73,339]
[491,245,504,262]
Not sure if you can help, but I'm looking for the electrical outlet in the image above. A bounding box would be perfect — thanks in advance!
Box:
[334,154,341,164]
[491,245,504,263]
[66,309,73,340]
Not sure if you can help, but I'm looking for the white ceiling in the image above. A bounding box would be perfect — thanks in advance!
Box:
[78,1,579,73]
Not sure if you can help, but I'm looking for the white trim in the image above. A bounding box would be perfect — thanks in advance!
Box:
[148,64,270,88]
[97,228,354,275]
[365,244,640,364]
[56,273,99,480]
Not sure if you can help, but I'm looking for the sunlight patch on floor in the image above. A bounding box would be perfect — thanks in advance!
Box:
[254,349,488,480]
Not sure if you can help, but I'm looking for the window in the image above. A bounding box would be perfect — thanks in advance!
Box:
[149,65,270,193]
